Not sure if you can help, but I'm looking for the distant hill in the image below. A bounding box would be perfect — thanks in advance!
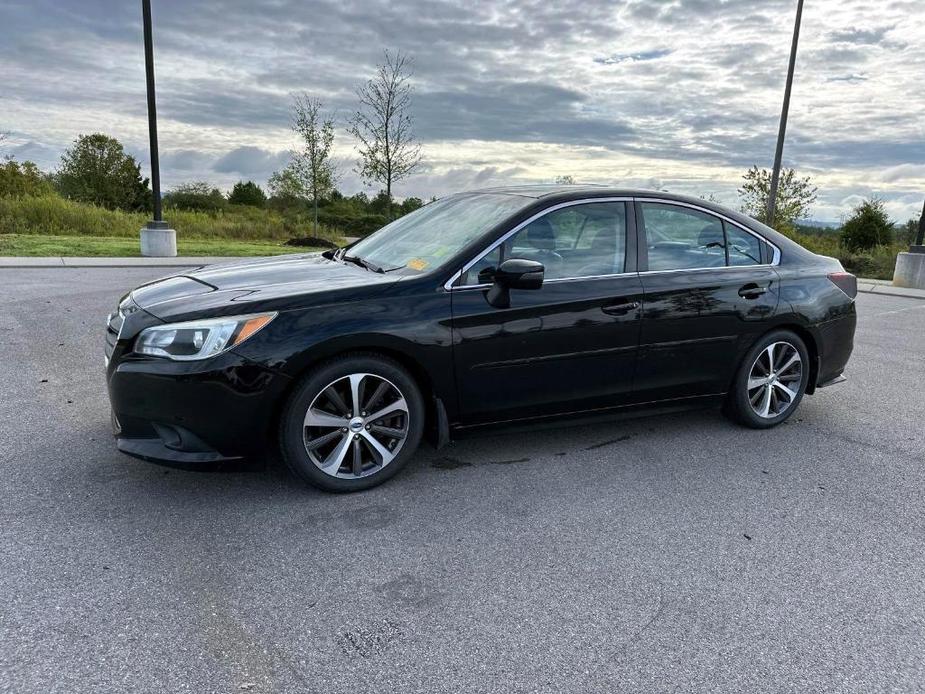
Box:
[796,219,840,229]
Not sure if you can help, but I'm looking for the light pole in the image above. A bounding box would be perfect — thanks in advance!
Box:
[139,0,176,257]
[767,0,804,227]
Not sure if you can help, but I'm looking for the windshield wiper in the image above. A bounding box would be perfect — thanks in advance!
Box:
[342,254,384,273]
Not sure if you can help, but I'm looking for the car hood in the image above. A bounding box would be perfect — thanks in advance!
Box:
[130,253,403,321]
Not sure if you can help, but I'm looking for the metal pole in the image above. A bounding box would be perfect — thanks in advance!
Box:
[767,0,803,227]
[914,199,925,250]
[142,0,162,223]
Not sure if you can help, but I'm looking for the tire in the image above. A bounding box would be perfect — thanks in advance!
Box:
[278,354,425,492]
[725,330,810,429]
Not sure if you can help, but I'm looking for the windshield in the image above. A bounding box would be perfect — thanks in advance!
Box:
[344,193,533,274]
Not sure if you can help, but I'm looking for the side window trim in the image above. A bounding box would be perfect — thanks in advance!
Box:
[634,198,781,273]
[445,197,635,290]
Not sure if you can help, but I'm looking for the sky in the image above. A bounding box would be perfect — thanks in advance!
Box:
[2,0,923,222]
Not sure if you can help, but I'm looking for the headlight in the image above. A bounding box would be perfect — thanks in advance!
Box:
[134,312,277,361]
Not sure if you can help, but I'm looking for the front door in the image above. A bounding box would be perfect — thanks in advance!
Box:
[633,200,781,401]
[449,200,644,425]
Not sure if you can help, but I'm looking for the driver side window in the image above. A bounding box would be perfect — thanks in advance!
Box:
[460,202,626,285]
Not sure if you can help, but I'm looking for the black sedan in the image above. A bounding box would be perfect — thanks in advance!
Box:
[105,186,857,491]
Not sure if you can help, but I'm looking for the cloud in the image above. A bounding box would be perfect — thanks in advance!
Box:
[0,0,923,220]
[828,26,893,44]
[212,147,290,178]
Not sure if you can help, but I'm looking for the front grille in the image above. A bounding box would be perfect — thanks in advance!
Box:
[105,310,124,360]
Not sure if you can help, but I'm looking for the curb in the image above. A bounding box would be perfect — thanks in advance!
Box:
[0,256,240,268]
[856,279,925,301]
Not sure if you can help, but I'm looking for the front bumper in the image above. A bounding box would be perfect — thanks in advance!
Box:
[107,349,291,464]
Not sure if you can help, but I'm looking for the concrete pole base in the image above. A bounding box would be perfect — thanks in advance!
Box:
[892,251,925,289]
[140,223,177,257]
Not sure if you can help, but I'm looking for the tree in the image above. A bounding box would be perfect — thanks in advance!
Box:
[268,164,304,199]
[56,133,151,212]
[228,180,267,207]
[267,163,307,212]
[368,190,393,215]
[0,159,55,197]
[399,196,424,215]
[555,175,575,185]
[738,166,817,230]
[840,198,893,252]
[290,94,337,232]
[163,181,226,212]
[347,50,422,214]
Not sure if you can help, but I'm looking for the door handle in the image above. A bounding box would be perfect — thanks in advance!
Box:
[738,283,768,299]
[602,300,640,316]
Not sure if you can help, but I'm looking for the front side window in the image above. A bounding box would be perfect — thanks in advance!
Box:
[347,193,533,275]
[460,201,627,285]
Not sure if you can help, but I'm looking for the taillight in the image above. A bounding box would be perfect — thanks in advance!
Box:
[827,272,857,299]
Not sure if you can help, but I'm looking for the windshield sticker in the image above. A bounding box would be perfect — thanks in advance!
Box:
[407,258,428,271]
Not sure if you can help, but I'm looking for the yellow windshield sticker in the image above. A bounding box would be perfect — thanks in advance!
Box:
[407,258,428,271]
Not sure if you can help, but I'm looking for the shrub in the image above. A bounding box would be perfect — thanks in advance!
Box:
[840,198,893,252]
[0,160,55,198]
[779,226,903,281]
[163,181,227,212]
[316,210,388,237]
[228,180,267,208]
[55,133,151,212]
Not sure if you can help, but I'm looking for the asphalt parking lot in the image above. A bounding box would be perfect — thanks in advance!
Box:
[2,267,924,693]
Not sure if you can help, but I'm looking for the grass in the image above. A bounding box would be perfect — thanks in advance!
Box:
[0,194,342,242]
[0,234,313,257]
[783,228,903,280]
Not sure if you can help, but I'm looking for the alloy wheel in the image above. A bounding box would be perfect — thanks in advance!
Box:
[746,341,803,419]
[302,373,409,478]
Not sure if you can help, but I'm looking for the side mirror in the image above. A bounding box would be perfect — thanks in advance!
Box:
[486,258,544,308]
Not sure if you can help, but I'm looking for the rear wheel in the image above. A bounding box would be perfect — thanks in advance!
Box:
[279,354,424,492]
[726,330,809,429]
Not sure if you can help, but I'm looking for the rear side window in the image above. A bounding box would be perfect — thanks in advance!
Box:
[640,202,767,271]
[640,203,725,271]
[724,222,763,266]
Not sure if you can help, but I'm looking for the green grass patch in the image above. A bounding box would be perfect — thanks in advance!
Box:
[0,194,343,242]
[0,234,314,257]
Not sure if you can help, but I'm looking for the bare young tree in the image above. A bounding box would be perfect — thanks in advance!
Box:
[290,94,337,233]
[347,50,422,213]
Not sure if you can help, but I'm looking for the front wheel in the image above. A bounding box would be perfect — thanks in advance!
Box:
[279,354,425,492]
[726,330,810,429]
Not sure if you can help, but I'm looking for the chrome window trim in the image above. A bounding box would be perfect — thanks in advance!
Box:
[443,197,634,291]
[443,196,781,291]
[449,271,639,292]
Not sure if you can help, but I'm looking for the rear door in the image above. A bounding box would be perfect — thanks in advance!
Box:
[633,200,780,401]
[449,199,644,424]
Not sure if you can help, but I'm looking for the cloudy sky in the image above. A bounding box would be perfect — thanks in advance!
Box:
[2,0,923,221]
